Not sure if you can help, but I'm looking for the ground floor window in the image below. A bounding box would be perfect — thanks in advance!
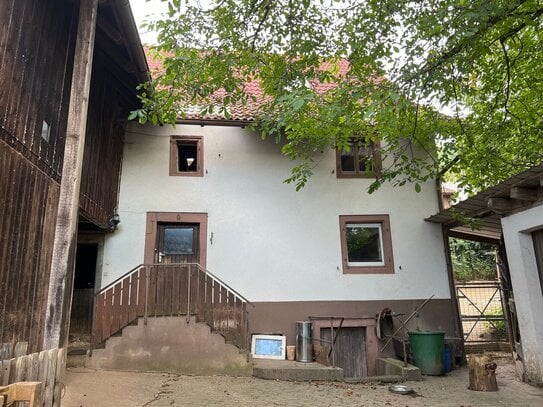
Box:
[339,214,394,274]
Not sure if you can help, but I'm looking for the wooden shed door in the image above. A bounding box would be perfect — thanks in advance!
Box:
[321,327,368,378]
[156,223,200,264]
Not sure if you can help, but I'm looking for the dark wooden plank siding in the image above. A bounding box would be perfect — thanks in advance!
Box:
[0,0,77,181]
[0,0,141,353]
[0,141,60,352]
[79,49,131,228]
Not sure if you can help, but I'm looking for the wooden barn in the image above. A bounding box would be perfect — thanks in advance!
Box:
[0,0,148,404]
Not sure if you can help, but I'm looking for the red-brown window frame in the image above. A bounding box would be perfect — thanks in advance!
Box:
[144,212,208,268]
[339,214,394,274]
[169,136,204,177]
[336,139,382,179]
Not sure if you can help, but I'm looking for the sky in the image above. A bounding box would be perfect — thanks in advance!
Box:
[129,0,168,44]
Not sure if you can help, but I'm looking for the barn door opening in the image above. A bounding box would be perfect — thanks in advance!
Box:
[69,243,98,346]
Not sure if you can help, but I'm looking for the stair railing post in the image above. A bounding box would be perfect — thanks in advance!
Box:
[186,264,191,323]
[144,265,150,325]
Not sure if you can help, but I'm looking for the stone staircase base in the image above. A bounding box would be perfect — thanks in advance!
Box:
[86,316,251,376]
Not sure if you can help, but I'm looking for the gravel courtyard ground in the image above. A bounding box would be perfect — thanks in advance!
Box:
[63,358,543,407]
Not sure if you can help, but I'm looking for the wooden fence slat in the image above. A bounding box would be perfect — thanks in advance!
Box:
[153,266,162,316]
[212,281,220,331]
[162,266,172,316]
[219,286,228,332]
[93,293,104,345]
[43,349,57,407]
[7,359,16,385]
[205,277,213,326]
[0,359,10,386]
[112,283,122,334]
[52,348,65,407]
[128,273,138,323]
[120,277,130,329]
[14,355,27,382]
[147,266,157,317]
[0,344,13,361]
[37,349,50,407]
[197,271,206,322]
[189,267,198,315]
[13,342,27,358]
[171,268,180,315]
[179,266,188,315]
[102,289,113,341]
[29,352,40,381]
[137,268,146,317]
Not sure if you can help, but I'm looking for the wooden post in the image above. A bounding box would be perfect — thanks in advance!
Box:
[43,0,99,350]
[468,354,498,391]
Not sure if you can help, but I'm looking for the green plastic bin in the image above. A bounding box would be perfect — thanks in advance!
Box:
[408,331,445,375]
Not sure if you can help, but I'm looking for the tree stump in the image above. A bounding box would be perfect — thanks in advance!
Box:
[468,354,498,391]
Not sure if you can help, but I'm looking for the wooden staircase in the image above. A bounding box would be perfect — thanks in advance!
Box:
[92,263,251,352]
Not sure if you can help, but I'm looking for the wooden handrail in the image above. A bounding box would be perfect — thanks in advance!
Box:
[97,263,252,306]
[92,263,251,351]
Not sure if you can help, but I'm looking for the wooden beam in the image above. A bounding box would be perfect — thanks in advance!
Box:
[43,0,99,350]
[510,186,539,201]
[487,197,524,215]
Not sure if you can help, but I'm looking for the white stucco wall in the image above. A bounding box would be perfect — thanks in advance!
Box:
[101,122,450,302]
[501,204,543,384]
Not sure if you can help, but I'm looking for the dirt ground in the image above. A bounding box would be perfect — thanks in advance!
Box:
[63,358,543,407]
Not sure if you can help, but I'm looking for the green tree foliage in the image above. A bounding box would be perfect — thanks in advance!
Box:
[449,238,497,281]
[136,0,543,193]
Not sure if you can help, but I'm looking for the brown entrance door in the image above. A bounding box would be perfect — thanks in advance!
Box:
[156,223,200,264]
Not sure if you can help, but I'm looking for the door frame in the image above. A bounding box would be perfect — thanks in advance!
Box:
[144,212,208,268]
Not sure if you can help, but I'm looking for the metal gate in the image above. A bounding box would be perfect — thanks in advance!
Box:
[456,281,510,353]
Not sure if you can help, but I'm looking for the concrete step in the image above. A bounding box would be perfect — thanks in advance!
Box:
[376,357,422,381]
[252,359,343,381]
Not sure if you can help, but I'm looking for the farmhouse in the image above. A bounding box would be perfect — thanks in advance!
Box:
[85,53,460,378]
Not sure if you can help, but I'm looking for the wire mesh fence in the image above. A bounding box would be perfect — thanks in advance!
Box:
[456,281,510,353]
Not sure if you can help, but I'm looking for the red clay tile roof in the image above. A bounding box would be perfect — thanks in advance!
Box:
[145,50,352,123]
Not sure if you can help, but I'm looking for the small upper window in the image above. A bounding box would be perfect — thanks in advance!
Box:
[339,215,394,274]
[170,136,203,177]
[336,138,381,178]
[41,120,51,142]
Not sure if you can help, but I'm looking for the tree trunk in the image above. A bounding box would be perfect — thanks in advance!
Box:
[468,354,498,391]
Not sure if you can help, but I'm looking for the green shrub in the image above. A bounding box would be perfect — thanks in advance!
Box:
[450,238,497,281]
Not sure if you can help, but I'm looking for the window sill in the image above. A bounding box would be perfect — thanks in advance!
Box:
[342,265,394,274]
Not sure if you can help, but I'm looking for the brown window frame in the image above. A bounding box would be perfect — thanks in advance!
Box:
[336,138,382,178]
[144,212,208,268]
[339,214,394,274]
[169,136,204,177]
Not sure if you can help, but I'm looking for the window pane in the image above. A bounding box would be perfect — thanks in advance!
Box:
[340,151,355,171]
[356,143,373,173]
[346,224,383,264]
[177,143,198,172]
[164,227,194,254]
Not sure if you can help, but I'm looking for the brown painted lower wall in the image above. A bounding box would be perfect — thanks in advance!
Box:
[248,298,457,374]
